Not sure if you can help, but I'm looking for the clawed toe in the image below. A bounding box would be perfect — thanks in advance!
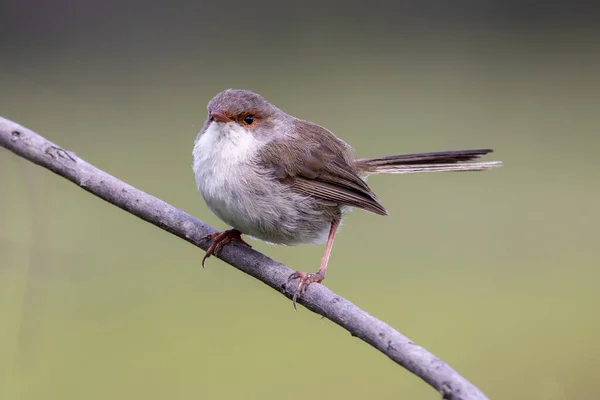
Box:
[200,229,250,268]
[287,271,325,310]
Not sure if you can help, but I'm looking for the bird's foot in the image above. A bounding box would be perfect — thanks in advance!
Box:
[201,229,251,268]
[287,270,326,310]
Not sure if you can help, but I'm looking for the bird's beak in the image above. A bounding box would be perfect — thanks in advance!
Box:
[210,110,232,123]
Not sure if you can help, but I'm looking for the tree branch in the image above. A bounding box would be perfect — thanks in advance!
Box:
[0,116,489,400]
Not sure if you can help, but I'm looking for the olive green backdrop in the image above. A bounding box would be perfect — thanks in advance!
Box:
[1,2,598,399]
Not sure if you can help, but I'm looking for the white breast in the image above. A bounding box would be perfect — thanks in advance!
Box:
[193,122,264,232]
[193,122,261,197]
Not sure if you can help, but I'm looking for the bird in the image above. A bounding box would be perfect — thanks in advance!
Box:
[192,89,502,309]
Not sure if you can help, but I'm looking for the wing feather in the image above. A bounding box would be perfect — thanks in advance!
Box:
[256,120,387,215]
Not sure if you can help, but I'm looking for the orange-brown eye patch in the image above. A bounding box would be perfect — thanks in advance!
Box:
[238,110,260,126]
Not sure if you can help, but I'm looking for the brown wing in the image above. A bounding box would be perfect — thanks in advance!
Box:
[256,120,388,216]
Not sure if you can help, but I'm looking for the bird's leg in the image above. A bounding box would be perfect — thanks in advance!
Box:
[201,229,251,268]
[288,219,340,310]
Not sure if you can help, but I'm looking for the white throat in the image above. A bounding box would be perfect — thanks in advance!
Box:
[194,121,259,164]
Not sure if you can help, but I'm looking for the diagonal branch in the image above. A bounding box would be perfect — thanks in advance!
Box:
[0,116,489,400]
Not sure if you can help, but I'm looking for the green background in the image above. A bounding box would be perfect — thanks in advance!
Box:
[1,2,598,399]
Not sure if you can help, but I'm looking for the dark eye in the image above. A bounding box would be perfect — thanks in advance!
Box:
[243,114,255,125]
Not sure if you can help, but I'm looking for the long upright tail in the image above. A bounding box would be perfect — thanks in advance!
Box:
[355,149,503,175]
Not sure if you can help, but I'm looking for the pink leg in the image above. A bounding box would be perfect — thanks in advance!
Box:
[288,219,340,310]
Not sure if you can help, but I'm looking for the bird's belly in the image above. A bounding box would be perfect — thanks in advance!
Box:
[205,180,331,245]
[196,163,331,246]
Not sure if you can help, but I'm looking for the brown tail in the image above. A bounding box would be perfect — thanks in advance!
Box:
[355,149,503,174]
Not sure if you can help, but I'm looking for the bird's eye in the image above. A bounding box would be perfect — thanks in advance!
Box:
[243,114,255,125]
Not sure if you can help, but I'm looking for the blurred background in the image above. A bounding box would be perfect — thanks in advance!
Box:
[1,1,599,399]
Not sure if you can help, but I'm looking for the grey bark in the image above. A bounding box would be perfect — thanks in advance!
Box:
[0,116,489,400]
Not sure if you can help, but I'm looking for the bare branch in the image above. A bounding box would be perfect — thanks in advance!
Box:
[0,116,489,400]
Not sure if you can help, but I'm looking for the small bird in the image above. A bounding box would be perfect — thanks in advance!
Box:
[193,89,502,308]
